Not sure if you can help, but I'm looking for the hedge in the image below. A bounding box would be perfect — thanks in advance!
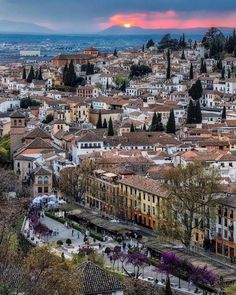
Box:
[45,211,66,224]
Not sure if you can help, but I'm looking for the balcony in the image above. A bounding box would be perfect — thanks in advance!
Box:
[229,225,234,231]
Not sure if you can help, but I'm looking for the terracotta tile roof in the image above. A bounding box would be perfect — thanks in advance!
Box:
[77,262,124,294]
[26,137,52,149]
[10,110,25,118]
[24,127,51,140]
[118,175,167,197]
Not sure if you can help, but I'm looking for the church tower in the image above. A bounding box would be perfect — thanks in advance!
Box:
[10,110,26,156]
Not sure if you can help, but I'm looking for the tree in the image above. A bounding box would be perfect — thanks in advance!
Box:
[20,97,40,109]
[158,34,179,50]
[63,63,68,84]
[38,67,43,80]
[43,114,54,124]
[120,80,126,92]
[157,113,164,131]
[228,68,231,79]
[22,67,26,80]
[150,112,158,131]
[202,27,225,58]
[166,49,171,80]
[166,109,176,134]
[222,106,227,121]
[108,117,114,136]
[142,44,145,52]
[26,66,34,83]
[195,100,202,124]
[221,66,225,79]
[102,118,107,129]
[113,48,118,57]
[165,276,173,295]
[63,60,77,87]
[188,79,203,100]
[130,64,152,78]
[130,122,135,132]
[186,99,196,124]
[181,50,186,60]
[146,39,155,49]
[96,110,103,129]
[163,162,222,248]
[224,284,236,295]
[189,63,193,80]
[200,59,207,74]
[143,123,147,131]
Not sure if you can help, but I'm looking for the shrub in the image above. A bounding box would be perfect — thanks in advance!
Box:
[105,247,111,255]
[66,239,72,246]
[57,240,63,247]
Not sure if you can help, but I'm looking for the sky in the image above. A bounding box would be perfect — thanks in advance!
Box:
[0,0,236,33]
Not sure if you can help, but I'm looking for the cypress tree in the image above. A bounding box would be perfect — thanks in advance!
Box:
[108,117,114,136]
[26,66,34,83]
[195,100,202,124]
[22,67,26,80]
[203,61,207,73]
[165,276,173,295]
[221,66,225,79]
[186,99,196,124]
[68,60,77,87]
[166,109,176,134]
[38,67,43,80]
[142,44,145,52]
[113,48,118,57]
[217,59,223,70]
[130,122,135,132]
[189,63,193,80]
[189,79,203,100]
[200,59,204,73]
[35,70,38,80]
[106,79,109,90]
[228,68,231,79]
[181,50,186,60]
[102,118,107,129]
[63,63,68,85]
[222,106,227,120]
[182,33,186,48]
[157,113,164,131]
[166,49,171,80]
[143,123,147,131]
[120,81,126,92]
[150,112,158,131]
[146,39,155,49]
[96,110,103,128]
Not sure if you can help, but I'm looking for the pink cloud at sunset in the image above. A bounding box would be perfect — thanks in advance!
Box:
[100,10,236,29]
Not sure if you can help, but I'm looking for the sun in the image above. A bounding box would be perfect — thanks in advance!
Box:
[123,23,131,28]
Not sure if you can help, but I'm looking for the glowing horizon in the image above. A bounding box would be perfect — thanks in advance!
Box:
[99,10,236,30]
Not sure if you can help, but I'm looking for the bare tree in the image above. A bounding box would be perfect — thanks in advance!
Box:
[163,161,222,248]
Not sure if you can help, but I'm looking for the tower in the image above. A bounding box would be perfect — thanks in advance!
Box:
[10,110,26,156]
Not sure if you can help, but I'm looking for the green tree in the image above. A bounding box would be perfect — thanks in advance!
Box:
[166,49,171,80]
[221,66,225,79]
[108,117,114,136]
[142,44,145,52]
[189,63,193,80]
[181,50,185,60]
[38,67,43,80]
[222,106,227,120]
[113,48,118,57]
[43,114,54,124]
[166,109,176,134]
[146,39,155,49]
[186,99,196,124]
[26,66,34,83]
[96,110,103,129]
[68,60,77,87]
[150,112,158,131]
[157,113,164,131]
[130,122,135,132]
[143,123,147,131]
[188,79,203,100]
[228,68,231,79]
[195,100,202,124]
[102,118,107,129]
[130,65,152,78]
[22,67,26,80]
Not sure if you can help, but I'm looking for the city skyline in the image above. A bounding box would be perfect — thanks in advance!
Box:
[0,0,235,33]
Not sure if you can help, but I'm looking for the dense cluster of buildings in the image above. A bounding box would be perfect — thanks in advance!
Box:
[1,42,236,261]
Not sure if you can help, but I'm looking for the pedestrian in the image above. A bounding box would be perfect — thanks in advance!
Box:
[72,229,74,237]
[77,232,80,239]
[61,252,65,262]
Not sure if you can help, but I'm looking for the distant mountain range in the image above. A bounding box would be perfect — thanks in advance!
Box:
[0,20,53,34]
[99,25,234,36]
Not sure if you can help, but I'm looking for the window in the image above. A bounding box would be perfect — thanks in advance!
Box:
[38,187,43,193]
[44,187,48,193]
[143,204,146,212]
[38,176,43,184]
[218,216,221,225]
[44,176,49,184]
[153,207,155,215]
[224,218,228,227]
